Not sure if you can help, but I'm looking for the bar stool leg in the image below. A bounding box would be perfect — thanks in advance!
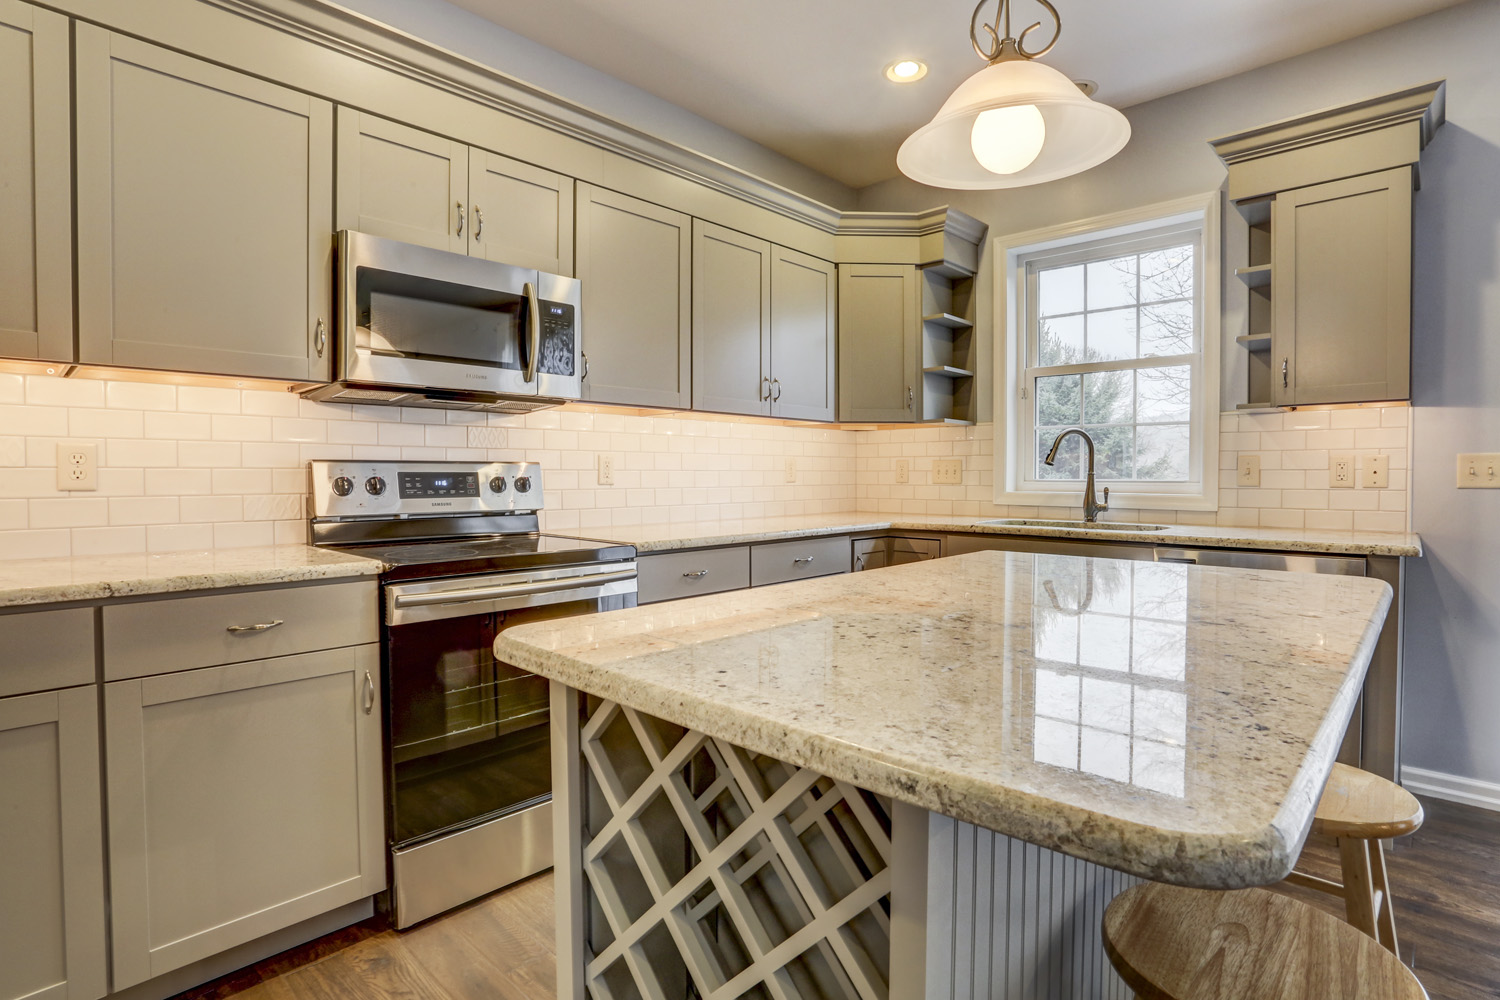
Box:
[1370,839,1401,956]
[1338,837,1380,941]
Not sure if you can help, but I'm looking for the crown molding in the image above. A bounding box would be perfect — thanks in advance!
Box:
[1209,80,1445,165]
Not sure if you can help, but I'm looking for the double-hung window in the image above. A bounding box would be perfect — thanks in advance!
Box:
[998,198,1219,509]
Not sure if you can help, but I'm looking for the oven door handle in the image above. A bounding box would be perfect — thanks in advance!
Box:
[391,569,637,611]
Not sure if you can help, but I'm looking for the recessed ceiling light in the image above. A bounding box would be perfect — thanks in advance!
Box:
[885,59,928,83]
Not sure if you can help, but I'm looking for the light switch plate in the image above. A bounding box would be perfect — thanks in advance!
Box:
[56,442,98,491]
[1330,453,1355,489]
[894,459,910,484]
[1361,454,1389,489]
[1237,454,1261,487]
[1457,453,1500,488]
[933,459,963,485]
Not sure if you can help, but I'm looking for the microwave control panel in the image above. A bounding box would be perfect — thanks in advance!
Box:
[309,460,543,519]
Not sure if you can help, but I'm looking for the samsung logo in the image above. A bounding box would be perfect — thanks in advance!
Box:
[431,501,452,507]
[464,373,488,381]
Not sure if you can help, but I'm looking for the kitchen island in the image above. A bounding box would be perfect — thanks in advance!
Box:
[497,550,1393,1000]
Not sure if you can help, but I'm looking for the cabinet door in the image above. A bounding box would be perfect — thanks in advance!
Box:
[104,646,384,989]
[470,149,574,275]
[0,687,107,1000]
[575,184,692,408]
[838,264,919,422]
[0,0,71,362]
[692,220,771,417]
[335,108,468,254]
[75,26,334,381]
[769,246,837,421]
[1273,167,1412,405]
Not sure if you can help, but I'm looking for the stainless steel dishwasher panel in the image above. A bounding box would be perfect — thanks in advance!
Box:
[1153,547,1367,577]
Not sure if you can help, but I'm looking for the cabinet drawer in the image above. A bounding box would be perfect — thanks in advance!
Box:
[750,535,850,587]
[103,581,378,680]
[637,547,749,604]
[0,608,96,697]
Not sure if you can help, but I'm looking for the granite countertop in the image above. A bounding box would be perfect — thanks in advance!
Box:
[0,545,383,609]
[497,549,1392,888]
[587,510,1423,557]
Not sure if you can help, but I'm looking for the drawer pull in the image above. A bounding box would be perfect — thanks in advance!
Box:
[793,557,815,565]
[225,619,284,633]
[682,570,709,579]
[363,671,375,715]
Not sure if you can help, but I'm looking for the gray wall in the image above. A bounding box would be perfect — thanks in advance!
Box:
[858,0,1500,788]
[334,0,857,210]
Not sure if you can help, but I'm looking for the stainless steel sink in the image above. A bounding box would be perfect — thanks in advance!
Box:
[974,518,1170,532]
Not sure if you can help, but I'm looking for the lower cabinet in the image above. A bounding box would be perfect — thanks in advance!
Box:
[102,645,384,990]
[0,686,108,1000]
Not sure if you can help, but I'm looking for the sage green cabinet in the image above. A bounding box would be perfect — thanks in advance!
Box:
[769,246,837,421]
[74,26,334,381]
[1272,166,1413,405]
[0,685,108,1000]
[838,264,920,422]
[575,183,692,408]
[692,220,772,416]
[0,0,71,363]
[103,644,384,989]
[335,109,574,274]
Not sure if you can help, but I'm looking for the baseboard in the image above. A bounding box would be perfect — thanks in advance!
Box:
[1401,766,1500,812]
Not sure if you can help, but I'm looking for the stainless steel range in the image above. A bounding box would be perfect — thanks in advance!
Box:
[308,459,636,928]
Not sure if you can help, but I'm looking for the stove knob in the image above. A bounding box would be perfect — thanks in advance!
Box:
[331,476,354,497]
[513,476,532,493]
[364,476,387,497]
[489,476,507,494]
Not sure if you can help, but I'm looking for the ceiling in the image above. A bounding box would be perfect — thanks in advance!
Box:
[445,0,1468,189]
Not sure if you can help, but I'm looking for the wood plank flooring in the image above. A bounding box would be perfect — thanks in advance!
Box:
[171,796,1498,1000]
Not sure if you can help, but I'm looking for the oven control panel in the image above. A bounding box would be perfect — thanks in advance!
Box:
[308,460,543,518]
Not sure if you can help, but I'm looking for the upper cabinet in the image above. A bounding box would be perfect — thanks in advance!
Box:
[1212,81,1445,408]
[837,264,919,423]
[692,221,837,421]
[74,26,334,381]
[575,184,692,408]
[0,0,72,362]
[335,109,574,274]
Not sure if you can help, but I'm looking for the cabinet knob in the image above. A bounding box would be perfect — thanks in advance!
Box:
[456,201,465,237]
[314,319,326,357]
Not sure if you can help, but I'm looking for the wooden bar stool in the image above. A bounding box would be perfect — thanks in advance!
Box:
[1285,762,1425,954]
[1103,881,1428,999]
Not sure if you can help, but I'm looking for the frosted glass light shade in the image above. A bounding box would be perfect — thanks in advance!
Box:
[971,104,1046,174]
[898,58,1131,189]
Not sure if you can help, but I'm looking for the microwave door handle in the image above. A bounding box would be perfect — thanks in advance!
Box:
[523,280,541,383]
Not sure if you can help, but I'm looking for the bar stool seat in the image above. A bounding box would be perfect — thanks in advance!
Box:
[1102,882,1428,999]
[1285,762,1424,954]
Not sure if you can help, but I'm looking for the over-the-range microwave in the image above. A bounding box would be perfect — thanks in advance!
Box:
[299,230,581,413]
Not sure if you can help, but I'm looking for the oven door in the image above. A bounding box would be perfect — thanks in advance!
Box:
[383,563,636,848]
[338,230,540,398]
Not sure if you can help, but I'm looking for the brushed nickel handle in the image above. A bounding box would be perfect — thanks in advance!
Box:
[772,378,782,401]
[362,671,375,715]
[1282,357,1289,389]
[474,205,484,241]
[907,384,914,410]
[761,376,772,400]
[226,619,283,633]
[682,570,709,579]
[523,281,540,383]
[581,351,590,381]
[456,201,465,237]
[793,556,815,565]
[314,319,326,357]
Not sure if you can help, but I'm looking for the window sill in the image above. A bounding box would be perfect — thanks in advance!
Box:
[994,488,1218,512]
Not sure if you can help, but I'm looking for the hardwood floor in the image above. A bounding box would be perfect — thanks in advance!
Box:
[171,796,1498,1000]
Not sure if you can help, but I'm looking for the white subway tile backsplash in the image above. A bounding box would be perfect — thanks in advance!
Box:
[27,375,103,407]
[69,526,145,556]
[106,380,176,411]
[177,386,242,414]
[0,374,25,405]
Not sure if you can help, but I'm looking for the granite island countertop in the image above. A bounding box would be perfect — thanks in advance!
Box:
[497,549,1392,888]
[583,510,1423,557]
[0,545,383,609]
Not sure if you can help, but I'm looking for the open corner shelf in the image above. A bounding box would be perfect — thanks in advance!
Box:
[922,312,973,330]
[1236,333,1272,351]
[923,417,975,426]
[923,365,975,379]
[1235,263,1272,288]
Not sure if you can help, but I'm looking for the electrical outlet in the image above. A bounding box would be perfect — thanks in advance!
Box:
[932,459,963,485]
[1457,453,1500,488]
[56,442,99,491]
[1237,454,1261,487]
[596,453,615,487]
[1330,453,1354,489]
[1361,454,1389,489]
[894,460,910,484]
[784,458,797,483]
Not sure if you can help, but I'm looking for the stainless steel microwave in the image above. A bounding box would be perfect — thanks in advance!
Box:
[299,231,581,413]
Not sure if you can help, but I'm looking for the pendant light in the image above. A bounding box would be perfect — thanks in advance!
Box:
[897,0,1130,189]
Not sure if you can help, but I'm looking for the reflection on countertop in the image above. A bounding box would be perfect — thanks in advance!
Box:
[497,549,1392,888]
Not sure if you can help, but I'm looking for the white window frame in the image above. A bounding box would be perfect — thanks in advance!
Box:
[994,193,1221,511]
